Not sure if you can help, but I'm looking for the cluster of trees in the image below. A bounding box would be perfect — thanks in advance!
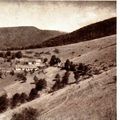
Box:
[10,90,38,109]
[11,93,28,109]
[29,88,39,101]
[64,59,77,71]
[0,51,22,60]
[63,59,93,78]
[0,78,47,113]
[51,61,94,92]
[28,78,47,101]
[49,57,95,92]
[0,54,98,114]
[11,107,38,120]
[35,79,47,91]
[51,71,70,92]
[49,55,61,66]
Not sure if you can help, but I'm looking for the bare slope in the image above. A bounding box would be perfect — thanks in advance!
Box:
[0,26,64,50]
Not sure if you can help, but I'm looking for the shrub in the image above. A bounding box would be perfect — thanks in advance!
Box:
[43,58,48,63]
[11,93,20,108]
[0,94,9,113]
[23,69,28,76]
[15,51,22,59]
[113,76,116,81]
[0,52,4,58]
[53,48,59,54]
[5,51,11,57]
[17,73,27,83]
[55,74,60,79]
[20,92,28,103]
[70,62,76,71]
[35,79,47,91]
[64,59,71,70]
[49,55,61,66]
[11,107,38,120]
[78,63,90,75]
[0,71,3,79]
[11,53,15,59]
[61,71,70,86]
[33,76,39,84]
[29,88,38,101]
[10,70,15,76]
[49,55,56,66]
[52,74,62,91]
[44,51,51,55]
[7,58,11,62]
[56,57,61,64]
[73,71,80,83]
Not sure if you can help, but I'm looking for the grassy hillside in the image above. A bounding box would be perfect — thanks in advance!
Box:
[0,26,64,50]
[0,35,116,120]
[40,17,116,47]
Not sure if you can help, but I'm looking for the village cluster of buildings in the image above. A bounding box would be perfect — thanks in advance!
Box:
[14,58,45,72]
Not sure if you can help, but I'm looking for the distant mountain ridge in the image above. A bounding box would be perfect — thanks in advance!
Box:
[0,26,64,50]
[0,17,116,50]
[40,17,116,48]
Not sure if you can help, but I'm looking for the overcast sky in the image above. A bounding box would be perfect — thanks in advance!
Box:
[0,1,116,32]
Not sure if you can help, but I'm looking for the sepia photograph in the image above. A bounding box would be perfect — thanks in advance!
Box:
[0,1,116,120]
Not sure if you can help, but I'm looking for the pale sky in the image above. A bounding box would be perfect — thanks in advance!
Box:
[0,1,116,32]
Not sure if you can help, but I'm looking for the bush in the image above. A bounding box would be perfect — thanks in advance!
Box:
[24,69,28,76]
[33,76,39,84]
[29,88,38,101]
[11,107,38,120]
[53,48,59,54]
[43,58,48,63]
[5,51,11,57]
[61,71,70,86]
[49,55,61,66]
[55,74,60,79]
[0,71,3,79]
[64,60,76,71]
[10,70,15,76]
[56,57,61,64]
[52,74,62,91]
[11,93,20,108]
[0,52,4,58]
[64,59,71,70]
[0,94,9,113]
[49,55,56,66]
[78,63,90,75]
[20,92,28,103]
[17,73,27,83]
[11,53,15,59]
[15,51,22,59]
[70,62,76,71]
[35,79,47,91]
[73,71,80,83]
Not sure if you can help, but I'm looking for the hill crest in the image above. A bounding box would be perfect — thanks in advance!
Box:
[0,26,65,50]
[40,17,116,48]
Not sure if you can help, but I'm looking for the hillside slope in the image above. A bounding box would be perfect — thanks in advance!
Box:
[0,68,116,120]
[0,35,116,120]
[40,17,116,47]
[0,26,64,50]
